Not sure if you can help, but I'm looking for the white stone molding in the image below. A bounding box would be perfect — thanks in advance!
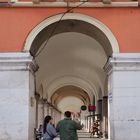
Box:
[11,2,138,8]
[24,13,119,53]
[0,52,38,73]
[105,53,140,75]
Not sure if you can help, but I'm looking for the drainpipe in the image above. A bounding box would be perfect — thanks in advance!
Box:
[0,1,139,7]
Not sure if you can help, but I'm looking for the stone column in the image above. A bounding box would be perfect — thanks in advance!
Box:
[42,100,45,121]
[38,102,44,127]
[35,94,40,128]
[49,106,52,116]
[44,103,48,116]
[97,99,102,116]
[0,53,37,140]
[105,53,140,140]
[55,110,61,125]
[97,99,103,134]
[102,96,108,138]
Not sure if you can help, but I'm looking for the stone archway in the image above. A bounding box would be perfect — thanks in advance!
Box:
[23,13,120,140]
[24,13,119,55]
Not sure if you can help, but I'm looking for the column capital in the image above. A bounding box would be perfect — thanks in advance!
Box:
[0,52,38,73]
[105,53,140,75]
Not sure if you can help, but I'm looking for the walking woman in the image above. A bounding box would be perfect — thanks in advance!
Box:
[43,115,57,140]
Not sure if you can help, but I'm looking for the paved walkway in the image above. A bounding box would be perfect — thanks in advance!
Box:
[55,130,102,140]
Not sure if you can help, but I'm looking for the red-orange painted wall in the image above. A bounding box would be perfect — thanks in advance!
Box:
[0,7,140,52]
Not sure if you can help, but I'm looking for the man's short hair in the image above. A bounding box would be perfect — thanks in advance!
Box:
[64,111,71,118]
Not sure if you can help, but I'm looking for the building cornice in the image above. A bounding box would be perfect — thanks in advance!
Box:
[0,53,38,72]
[0,1,138,8]
[104,53,140,75]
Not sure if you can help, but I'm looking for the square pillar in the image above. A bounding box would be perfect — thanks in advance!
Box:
[0,53,37,140]
[38,102,44,127]
[105,53,140,140]
[102,96,108,138]
[97,99,102,115]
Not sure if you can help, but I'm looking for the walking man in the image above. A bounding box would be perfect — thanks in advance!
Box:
[56,111,83,140]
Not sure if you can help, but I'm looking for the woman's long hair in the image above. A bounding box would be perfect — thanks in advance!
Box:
[43,115,52,133]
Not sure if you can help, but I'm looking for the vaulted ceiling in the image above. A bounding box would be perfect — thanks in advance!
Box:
[35,32,108,112]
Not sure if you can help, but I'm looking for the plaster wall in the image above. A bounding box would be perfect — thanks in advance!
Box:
[0,8,139,52]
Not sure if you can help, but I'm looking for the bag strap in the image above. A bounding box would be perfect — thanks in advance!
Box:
[46,124,54,138]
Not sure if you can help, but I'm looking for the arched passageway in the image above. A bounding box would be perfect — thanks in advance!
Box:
[51,85,91,108]
[25,13,119,139]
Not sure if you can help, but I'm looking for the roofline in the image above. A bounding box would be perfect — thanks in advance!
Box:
[0,1,139,8]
